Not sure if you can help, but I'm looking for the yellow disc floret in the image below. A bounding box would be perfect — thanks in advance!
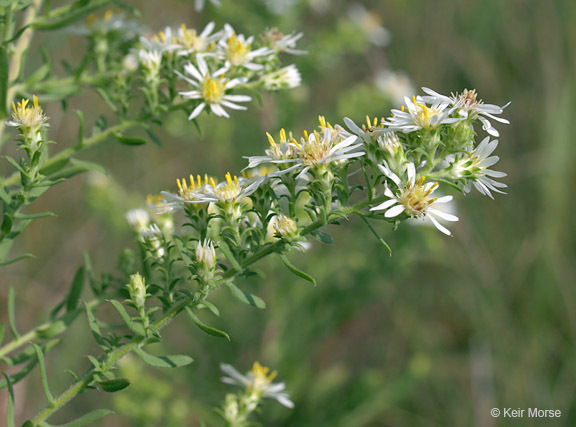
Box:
[248,362,277,393]
[399,177,438,217]
[226,33,251,66]
[201,74,227,104]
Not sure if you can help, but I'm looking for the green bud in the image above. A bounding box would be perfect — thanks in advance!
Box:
[127,272,147,307]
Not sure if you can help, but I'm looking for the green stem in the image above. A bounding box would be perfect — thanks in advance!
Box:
[0,295,110,360]
[28,194,389,424]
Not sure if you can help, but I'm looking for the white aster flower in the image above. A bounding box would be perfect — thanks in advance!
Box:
[220,362,294,408]
[159,174,217,212]
[375,70,415,107]
[348,3,390,47]
[140,27,180,53]
[141,224,165,259]
[245,128,299,170]
[192,172,264,203]
[176,22,219,56]
[343,116,387,145]
[451,136,507,198]
[220,24,273,70]
[194,0,221,11]
[263,28,307,55]
[126,209,150,233]
[383,94,463,133]
[7,96,48,133]
[269,128,364,178]
[139,49,162,71]
[261,65,302,90]
[422,87,510,137]
[178,55,251,120]
[195,239,216,269]
[370,163,459,235]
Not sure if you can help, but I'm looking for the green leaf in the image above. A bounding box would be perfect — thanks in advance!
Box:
[108,300,145,337]
[145,128,162,147]
[2,339,59,366]
[134,347,194,368]
[114,133,147,146]
[83,252,99,296]
[13,211,56,220]
[185,307,230,340]
[311,230,333,244]
[218,241,242,272]
[0,185,11,204]
[76,110,85,146]
[111,0,142,17]
[224,282,266,309]
[0,323,4,346]
[0,359,37,389]
[3,156,26,174]
[58,409,114,427]
[36,320,67,339]
[66,267,85,312]
[98,378,130,392]
[83,302,105,347]
[0,45,8,117]
[0,253,35,266]
[197,300,220,317]
[2,373,15,427]
[70,158,106,175]
[32,344,55,404]
[8,286,19,339]
[1,213,13,234]
[359,215,392,255]
[279,254,317,285]
[39,157,69,176]
[32,0,114,31]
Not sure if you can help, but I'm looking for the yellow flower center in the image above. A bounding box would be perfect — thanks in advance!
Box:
[399,177,438,217]
[177,174,216,201]
[226,34,250,66]
[298,130,331,167]
[201,74,226,104]
[179,24,206,51]
[248,362,277,393]
[11,96,47,130]
[215,172,241,200]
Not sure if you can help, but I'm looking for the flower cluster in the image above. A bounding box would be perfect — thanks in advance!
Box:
[136,23,305,120]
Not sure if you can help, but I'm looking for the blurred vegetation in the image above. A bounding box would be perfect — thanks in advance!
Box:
[1,0,575,425]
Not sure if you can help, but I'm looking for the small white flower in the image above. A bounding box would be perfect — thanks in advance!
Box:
[384,94,463,133]
[138,49,162,71]
[219,24,273,70]
[141,224,165,259]
[263,28,307,55]
[421,87,510,137]
[192,173,264,203]
[451,136,507,199]
[370,163,459,235]
[220,362,294,408]
[159,174,217,212]
[140,27,180,53]
[342,116,386,145]
[261,65,302,90]
[194,0,221,11]
[176,22,219,56]
[245,128,299,170]
[126,209,150,233]
[348,3,390,47]
[178,55,252,120]
[375,70,415,107]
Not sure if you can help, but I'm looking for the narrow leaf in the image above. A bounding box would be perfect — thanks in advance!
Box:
[197,300,220,317]
[66,267,85,312]
[1,213,13,234]
[279,254,317,285]
[83,252,99,296]
[0,45,8,116]
[8,286,20,339]
[360,215,392,255]
[13,211,56,220]
[0,359,37,389]
[3,339,60,366]
[218,241,242,272]
[0,253,36,266]
[32,344,55,404]
[311,230,333,244]
[99,378,130,392]
[2,373,15,427]
[60,409,114,427]
[83,302,105,346]
[0,185,10,204]
[0,323,4,346]
[76,110,85,146]
[145,128,162,146]
[185,307,230,340]
[114,133,147,146]
[224,282,266,309]
[134,347,194,368]
[108,300,145,337]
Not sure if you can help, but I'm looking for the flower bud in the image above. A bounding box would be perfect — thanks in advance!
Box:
[261,65,302,90]
[126,209,150,233]
[273,215,298,240]
[196,239,216,270]
[127,272,147,307]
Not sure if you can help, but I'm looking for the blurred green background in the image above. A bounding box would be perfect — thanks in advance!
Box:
[2,0,575,425]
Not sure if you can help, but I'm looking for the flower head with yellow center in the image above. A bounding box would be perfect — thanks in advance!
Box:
[384,94,462,133]
[245,128,298,170]
[140,26,180,52]
[371,162,458,235]
[178,55,251,120]
[159,174,216,212]
[422,87,510,137]
[176,22,218,56]
[219,24,273,70]
[220,362,294,408]
[8,96,48,135]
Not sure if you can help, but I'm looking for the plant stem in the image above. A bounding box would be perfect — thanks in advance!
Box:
[28,194,389,425]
